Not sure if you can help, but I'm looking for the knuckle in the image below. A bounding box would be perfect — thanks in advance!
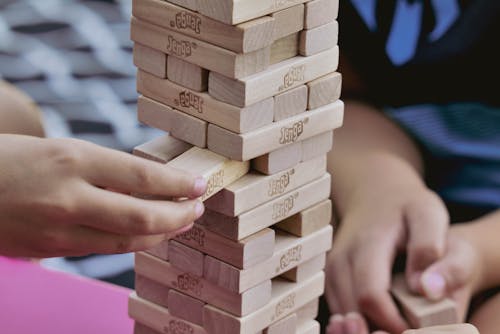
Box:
[357,289,382,312]
[114,237,134,253]
[410,243,442,261]
[128,210,156,234]
[45,139,83,174]
[133,165,155,190]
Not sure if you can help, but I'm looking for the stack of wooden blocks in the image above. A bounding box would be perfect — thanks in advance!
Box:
[128,0,343,333]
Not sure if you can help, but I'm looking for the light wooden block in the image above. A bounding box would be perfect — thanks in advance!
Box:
[304,0,339,29]
[135,252,272,317]
[207,100,344,161]
[166,146,250,201]
[391,274,458,328]
[281,253,326,282]
[133,43,167,78]
[129,293,207,334]
[167,56,208,92]
[265,313,297,334]
[203,272,325,334]
[204,225,332,293]
[144,240,169,261]
[138,70,274,134]
[296,320,320,334]
[271,5,304,40]
[133,0,276,53]
[208,155,327,216]
[208,47,339,107]
[252,141,302,175]
[296,299,319,321]
[138,95,207,147]
[168,289,205,326]
[299,21,338,56]
[131,17,270,79]
[135,275,170,308]
[133,134,192,164]
[307,72,342,110]
[134,322,161,334]
[301,130,333,162]
[270,33,299,65]
[403,324,480,334]
[273,85,308,121]
[168,240,204,277]
[168,0,197,11]
[276,199,332,237]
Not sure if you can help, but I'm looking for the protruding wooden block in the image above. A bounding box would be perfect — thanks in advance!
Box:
[276,199,332,237]
[271,5,304,40]
[296,299,319,321]
[167,56,208,92]
[133,43,167,78]
[391,274,458,328]
[144,240,169,261]
[166,147,250,201]
[131,17,270,79]
[207,100,344,161]
[281,253,326,283]
[252,141,302,175]
[138,70,274,134]
[133,134,192,164]
[307,72,342,110]
[138,95,207,147]
[265,313,297,334]
[208,156,327,216]
[204,225,333,293]
[203,272,325,334]
[168,240,204,277]
[304,0,339,29]
[168,289,205,326]
[273,85,308,121]
[201,174,331,240]
[132,0,276,53]
[208,47,339,107]
[270,33,299,65]
[135,275,170,308]
[301,131,333,161]
[296,320,320,334]
[299,21,338,56]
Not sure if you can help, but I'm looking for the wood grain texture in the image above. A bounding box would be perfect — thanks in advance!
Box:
[273,85,308,121]
[281,253,326,282]
[265,313,297,334]
[296,320,320,334]
[296,299,319,322]
[307,72,342,110]
[270,33,299,65]
[167,56,208,92]
[135,275,170,308]
[299,21,338,56]
[271,5,304,40]
[133,134,192,164]
[276,199,332,237]
[168,0,197,11]
[304,0,339,29]
[144,240,170,261]
[251,141,302,175]
[301,131,333,163]
[168,289,205,326]
[168,240,204,277]
[133,43,167,78]
[134,322,161,334]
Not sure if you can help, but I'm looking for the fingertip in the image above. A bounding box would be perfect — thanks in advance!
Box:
[194,200,205,219]
[328,314,344,334]
[191,176,207,198]
[421,270,446,301]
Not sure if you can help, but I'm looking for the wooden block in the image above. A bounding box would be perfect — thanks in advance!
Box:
[402,324,480,334]
[208,155,327,216]
[135,252,272,316]
[133,0,275,53]
[252,141,302,175]
[144,240,169,261]
[273,85,308,121]
[134,322,161,334]
[168,0,197,11]
[203,225,332,293]
[270,33,299,65]
[168,240,204,277]
[133,134,192,164]
[166,146,250,201]
[299,21,338,56]
[202,173,331,240]
[276,199,332,237]
[208,47,339,107]
[207,100,344,161]
[168,289,205,326]
[167,56,208,92]
[307,72,342,110]
[304,0,339,29]
[203,272,325,334]
[129,292,207,334]
[135,275,170,308]
[296,320,320,334]
[138,95,207,147]
[133,43,167,78]
[296,299,319,322]
[265,313,297,334]
[281,253,326,282]
[176,224,275,269]
[271,5,304,40]
[138,70,274,134]
[131,17,270,79]
[301,131,333,162]
[391,274,458,328]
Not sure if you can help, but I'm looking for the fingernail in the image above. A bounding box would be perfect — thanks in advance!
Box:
[193,177,207,196]
[194,200,205,219]
[421,271,446,300]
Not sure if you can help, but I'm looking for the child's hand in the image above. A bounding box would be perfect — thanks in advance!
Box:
[0,135,206,258]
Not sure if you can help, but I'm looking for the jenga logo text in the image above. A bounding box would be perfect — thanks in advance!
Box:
[171,11,202,34]
[164,320,194,334]
[272,192,299,220]
[279,119,308,145]
[202,170,224,200]
[177,226,206,247]
[268,169,295,196]
[176,91,204,113]
[274,293,296,320]
[174,273,202,297]
[272,0,295,9]
[280,65,305,91]
[166,35,195,58]
[278,245,303,271]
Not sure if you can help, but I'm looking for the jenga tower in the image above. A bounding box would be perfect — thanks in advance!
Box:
[128,1,343,333]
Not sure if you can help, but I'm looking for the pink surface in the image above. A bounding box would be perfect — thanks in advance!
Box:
[0,256,134,334]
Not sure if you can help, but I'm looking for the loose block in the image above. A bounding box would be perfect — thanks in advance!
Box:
[133,134,192,164]
[203,272,325,334]
[296,320,320,334]
[301,131,333,163]
[307,72,342,110]
[207,100,344,161]
[129,293,207,334]
[167,56,208,92]
[273,85,308,121]
[135,252,271,317]
[138,95,207,147]
[299,21,338,56]
[138,70,274,134]
[168,240,204,277]
[166,146,250,201]
[391,274,458,328]
[135,275,170,308]
[281,253,326,282]
[208,155,327,216]
[208,47,339,107]
[304,0,339,29]
[276,199,332,237]
[252,141,302,175]
[133,0,275,53]
[271,5,304,40]
[270,33,299,65]
[296,299,319,321]
[133,43,167,78]
[144,240,169,261]
[168,289,205,326]
[203,225,333,293]
[131,17,270,79]
[265,313,297,334]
